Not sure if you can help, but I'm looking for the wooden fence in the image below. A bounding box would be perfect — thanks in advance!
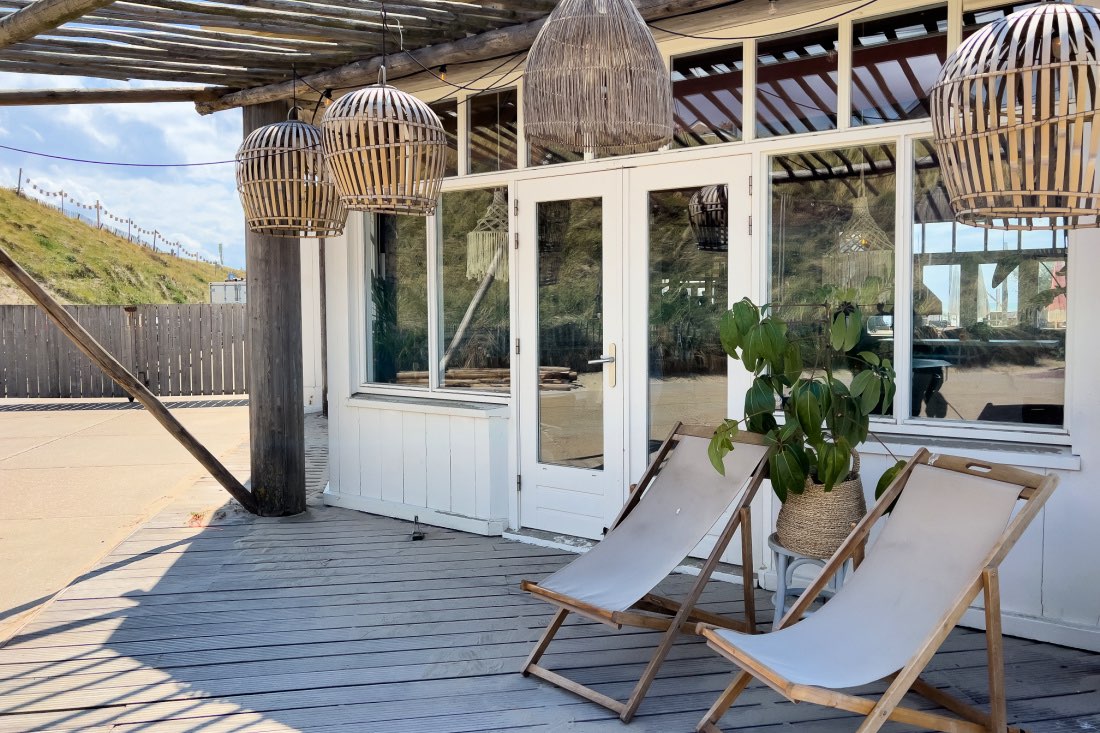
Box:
[0,304,248,398]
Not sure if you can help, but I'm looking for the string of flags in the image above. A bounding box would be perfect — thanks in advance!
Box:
[19,175,219,266]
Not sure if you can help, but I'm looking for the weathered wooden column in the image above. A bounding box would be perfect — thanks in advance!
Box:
[244,101,306,516]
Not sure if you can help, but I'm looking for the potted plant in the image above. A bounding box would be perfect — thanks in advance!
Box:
[708,298,906,559]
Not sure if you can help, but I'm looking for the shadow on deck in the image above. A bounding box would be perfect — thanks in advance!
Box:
[0,421,1096,732]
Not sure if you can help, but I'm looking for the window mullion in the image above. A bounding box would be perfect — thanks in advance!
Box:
[427,209,443,392]
[893,135,915,426]
[837,18,853,131]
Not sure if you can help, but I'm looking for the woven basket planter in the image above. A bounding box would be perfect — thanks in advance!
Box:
[930,3,1100,230]
[320,85,447,215]
[776,451,867,560]
[524,0,673,155]
[236,120,347,237]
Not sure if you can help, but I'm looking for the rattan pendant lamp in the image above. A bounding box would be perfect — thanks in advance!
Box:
[320,6,447,215]
[930,1,1100,230]
[524,0,674,155]
[235,110,348,237]
[689,185,729,252]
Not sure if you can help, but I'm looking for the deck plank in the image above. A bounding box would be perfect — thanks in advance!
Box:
[0,421,1096,733]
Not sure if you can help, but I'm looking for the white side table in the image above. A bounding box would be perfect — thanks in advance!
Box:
[768,532,853,627]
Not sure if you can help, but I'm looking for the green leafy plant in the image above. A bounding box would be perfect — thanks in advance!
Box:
[709,298,906,502]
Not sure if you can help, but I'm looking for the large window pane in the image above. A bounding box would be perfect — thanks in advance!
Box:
[468,89,518,174]
[648,186,729,454]
[672,46,745,147]
[438,187,511,393]
[369,215,429,386]
[851,6,947,126]
[538,198,604,468]
[911,139,1067,426]
[757,28,839,138]
[963,1,1038,38]
[529,141,585,167]
[430,99,459,178]
[770,145,896,409]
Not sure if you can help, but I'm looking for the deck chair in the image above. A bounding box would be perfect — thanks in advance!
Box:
[695,449,1059,733]
[520,423,771,723]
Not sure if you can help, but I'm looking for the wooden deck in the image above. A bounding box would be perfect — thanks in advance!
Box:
[0,421,1097,732]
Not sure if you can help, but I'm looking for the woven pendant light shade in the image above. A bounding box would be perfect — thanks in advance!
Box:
[467,189,509,283]
[930,2,1100,230]
[320,84,447,215]
[825,196,894,291]
[524,0,673,155]
[236,119,348,237]
[689,185,728,252]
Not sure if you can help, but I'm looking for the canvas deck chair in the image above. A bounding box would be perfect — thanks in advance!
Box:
[520,423,771,723]
[695,449,1059,733]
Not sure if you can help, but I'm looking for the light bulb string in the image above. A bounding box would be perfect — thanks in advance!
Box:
[646,0,881,41]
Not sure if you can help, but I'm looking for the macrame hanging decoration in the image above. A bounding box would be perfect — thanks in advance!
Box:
[537,199,573,286]
[930,2,1100,230]
[524,0,674,155]
[689,184,729,252]
[466,188,509,283]
[320,33,447,217]
[235,115,348,237]
[826,195,894,293]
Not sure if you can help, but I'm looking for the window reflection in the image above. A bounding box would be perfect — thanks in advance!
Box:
[369,215,429,385]
[757,28,839,138]
[468,89,518,174]
[770,145,896,410]
[912,139,1067,426]
[438,188,511,393]
[429,100,459,178]
[672,46,745,146]
[851,6,947,126]
[649,186,729,455]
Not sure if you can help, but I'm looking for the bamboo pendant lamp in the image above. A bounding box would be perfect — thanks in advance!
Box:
[467,188,509,283]
[236,119,348,237]
[930,2,1100,230]
[320,80,447,215]
[524,0,673,156]
[826,195,894,292]
[689,184,728,252]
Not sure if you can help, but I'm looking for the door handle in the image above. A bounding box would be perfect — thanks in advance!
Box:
[587,343,617,388]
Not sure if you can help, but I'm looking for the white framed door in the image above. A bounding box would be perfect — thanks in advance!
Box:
[624,154,758,565]
[517,171,626,540]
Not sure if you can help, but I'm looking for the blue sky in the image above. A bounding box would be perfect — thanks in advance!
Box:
[0,74,246,268]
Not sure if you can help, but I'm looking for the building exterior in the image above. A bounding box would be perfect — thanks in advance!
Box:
[209,279,247,304]
[317,0,1100,652]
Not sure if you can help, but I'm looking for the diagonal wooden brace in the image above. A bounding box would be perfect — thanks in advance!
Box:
[0,243,258,514]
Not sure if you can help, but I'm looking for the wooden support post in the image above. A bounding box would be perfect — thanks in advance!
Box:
[0,243,258,514]
[244,100,306,517]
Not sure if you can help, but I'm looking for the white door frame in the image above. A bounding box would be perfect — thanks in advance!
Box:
[516,170,627,540]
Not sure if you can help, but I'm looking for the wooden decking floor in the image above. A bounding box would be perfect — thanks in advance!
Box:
[1,420,1097,732]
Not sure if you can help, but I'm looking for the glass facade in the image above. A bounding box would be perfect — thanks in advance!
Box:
[671,45,745,146]
[757,28,840,138]
[468,89,518,174]
[368,215,429,386]
[430,99,459,178]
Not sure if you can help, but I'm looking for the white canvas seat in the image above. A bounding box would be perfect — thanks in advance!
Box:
[696,450,1059,733]
[520,423,771,723]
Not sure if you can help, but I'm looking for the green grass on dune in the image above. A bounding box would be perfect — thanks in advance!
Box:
[0,187,244,305]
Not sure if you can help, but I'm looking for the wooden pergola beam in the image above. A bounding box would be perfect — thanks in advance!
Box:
[0,86,226,105]
[0,0,115,48]
[198,0,737,114]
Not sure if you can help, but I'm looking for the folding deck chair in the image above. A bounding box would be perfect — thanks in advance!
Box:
[520,423,771,723]
[695,449,1059,733]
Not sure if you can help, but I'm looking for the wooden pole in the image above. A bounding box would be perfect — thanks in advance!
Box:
[15,167,21,195]
[244,100,306,517]
[0,86,222,106]
[0,0,118,50]
[0,243,258,513]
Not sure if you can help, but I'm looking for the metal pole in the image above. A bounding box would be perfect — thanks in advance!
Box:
[15,167,21,195]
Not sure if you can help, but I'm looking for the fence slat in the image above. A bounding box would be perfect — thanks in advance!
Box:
[0,304,247,399]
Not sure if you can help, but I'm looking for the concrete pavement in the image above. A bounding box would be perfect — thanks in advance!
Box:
[0,402,249,640]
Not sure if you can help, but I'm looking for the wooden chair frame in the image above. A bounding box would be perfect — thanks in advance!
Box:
[695,448,1059,733]
[520,423,771,723]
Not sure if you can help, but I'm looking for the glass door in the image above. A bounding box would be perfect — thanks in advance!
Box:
[625,156,756,564]
[517,171,625,540]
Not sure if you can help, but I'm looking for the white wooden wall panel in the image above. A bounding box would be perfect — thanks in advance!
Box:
[402,412,428,507]
[425,413,453,512]
[358,407,382,499]
[449,419,478,519]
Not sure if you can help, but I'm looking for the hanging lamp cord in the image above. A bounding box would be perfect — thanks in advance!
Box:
[379,2,388,86]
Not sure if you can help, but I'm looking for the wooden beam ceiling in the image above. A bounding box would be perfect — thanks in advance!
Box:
[0,0,115,48]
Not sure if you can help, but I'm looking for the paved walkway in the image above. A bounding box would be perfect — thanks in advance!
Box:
[0,400,249,639]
